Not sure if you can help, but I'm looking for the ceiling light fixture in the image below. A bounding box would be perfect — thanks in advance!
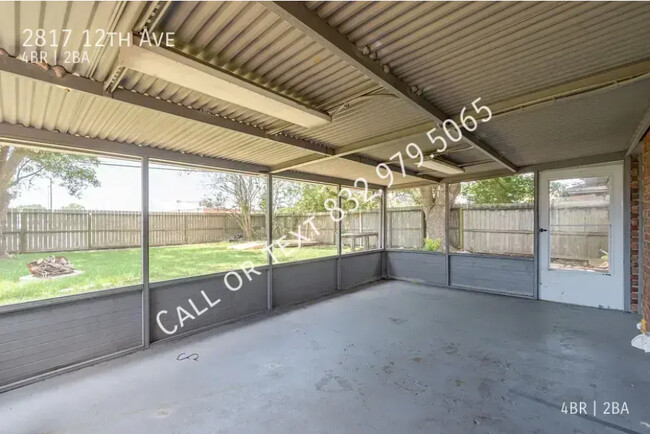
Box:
[115,43,331,128]
[419,159,465,175]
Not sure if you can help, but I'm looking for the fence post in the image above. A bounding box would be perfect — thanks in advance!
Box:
[222,214,227,241]
[420,209,425,248]
[459,207,464,250]
[87,212,92,250]
[183,213,188,244]
[18,211,26,254]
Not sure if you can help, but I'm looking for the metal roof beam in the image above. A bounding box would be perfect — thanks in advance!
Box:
[277,171,384,190]
[134,1,172,33]
[0,55,440,185]
[341,153,440,183]
[271,58,650,174]
[0,123,394,189]
[0,123,270,174]
[626,102,650,157]
[270,122,433,173]
[0,54,334,157]
[439,151,626,184]
[262,1,517,173]
[489,59,650,118]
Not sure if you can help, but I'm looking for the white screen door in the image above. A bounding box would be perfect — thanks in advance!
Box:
[538,163,624,310]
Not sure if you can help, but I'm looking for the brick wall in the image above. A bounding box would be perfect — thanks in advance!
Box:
[630,156,639,312]
[641,131,650,322]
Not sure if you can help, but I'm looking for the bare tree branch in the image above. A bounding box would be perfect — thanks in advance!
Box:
[0,147,27,187]
[11,164,44,187]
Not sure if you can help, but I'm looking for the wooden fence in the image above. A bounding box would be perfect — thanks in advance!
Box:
[274,212,336,245]
[449,202,609,259]
[2,210,266,254]
[273,210,381,248]
[387,206,424,249]
[387,202,608,259]
[1,204,609,259]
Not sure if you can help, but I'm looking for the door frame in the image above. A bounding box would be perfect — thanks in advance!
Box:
[536,162,625,310]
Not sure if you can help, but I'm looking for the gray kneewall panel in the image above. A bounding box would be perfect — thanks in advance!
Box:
[340,252,382,289]
[0,290,142,388]
[273,258,337,307]
[387,251,446,285]
[150,270,267,343]
[450,254,534,297]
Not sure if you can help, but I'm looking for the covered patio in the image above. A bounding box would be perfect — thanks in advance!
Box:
[0,1,649,432]
[1,281,647,433]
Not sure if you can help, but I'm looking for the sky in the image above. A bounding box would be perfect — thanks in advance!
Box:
[11,158,212,212]
[14,154,581,212]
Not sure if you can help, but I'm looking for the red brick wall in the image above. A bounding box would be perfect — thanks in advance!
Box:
[630,156,639,312]
[641,131,650,322]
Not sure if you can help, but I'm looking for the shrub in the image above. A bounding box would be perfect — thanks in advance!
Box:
[423,238,442,252]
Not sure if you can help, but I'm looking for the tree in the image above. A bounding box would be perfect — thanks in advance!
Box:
[396,175,534,251]
[15,204,47,211]
[0,146,99,258]
[403,175,533,251]
[61,203,85,210]
[201,172,266,240]
[388,189,420,207]
[278,184,380,214]
[461,175,534,204]
[285,184,335,213]
[267,179,301,214]
[419,183,460,252]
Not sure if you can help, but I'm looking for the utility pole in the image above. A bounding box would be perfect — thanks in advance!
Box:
[48,178,53,211]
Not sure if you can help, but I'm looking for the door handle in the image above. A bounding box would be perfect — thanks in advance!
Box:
[539,228,548,233]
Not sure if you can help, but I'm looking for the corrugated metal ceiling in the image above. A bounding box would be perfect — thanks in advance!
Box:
[359,77,650,172]
[0,1,144,81]
[156,1,381,112]
[475,77,650,166]
[283,94,431,149]
[0,1,648,185]
[0,72,314,167]
[117,69,430,152]
[114,1,415,152]
[305,1,650,114]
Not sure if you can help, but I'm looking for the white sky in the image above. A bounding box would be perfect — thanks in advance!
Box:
[11,158,211,212]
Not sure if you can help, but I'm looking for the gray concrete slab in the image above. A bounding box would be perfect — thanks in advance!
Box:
[1,281,649,434]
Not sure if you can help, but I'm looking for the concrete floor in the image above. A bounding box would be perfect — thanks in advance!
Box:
[1,280,649,434]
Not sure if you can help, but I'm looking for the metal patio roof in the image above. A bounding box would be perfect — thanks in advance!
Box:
[0,1,649,186]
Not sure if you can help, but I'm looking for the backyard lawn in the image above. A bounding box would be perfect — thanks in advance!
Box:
[0,242,341,306]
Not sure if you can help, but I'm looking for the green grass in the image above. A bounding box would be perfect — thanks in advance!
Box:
[0,242,341,306]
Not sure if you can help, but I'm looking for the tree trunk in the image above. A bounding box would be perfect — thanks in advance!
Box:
[243,212,253,240]
[233,208,254,240]
[0,189,10,259]
[420,184,460,252]
[0,145,24,259]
